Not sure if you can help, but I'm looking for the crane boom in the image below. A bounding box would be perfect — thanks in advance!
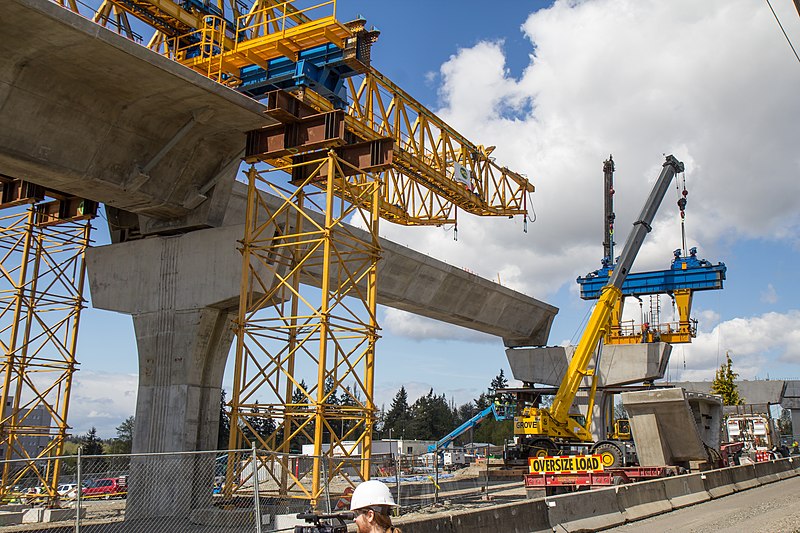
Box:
[520,155,684,441]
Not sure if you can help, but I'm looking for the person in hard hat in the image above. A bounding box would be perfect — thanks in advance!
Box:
[349,479,401,533]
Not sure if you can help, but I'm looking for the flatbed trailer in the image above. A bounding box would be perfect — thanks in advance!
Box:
[524,465,681,491]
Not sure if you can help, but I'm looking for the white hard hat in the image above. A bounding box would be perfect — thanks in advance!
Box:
[349,480,397,511]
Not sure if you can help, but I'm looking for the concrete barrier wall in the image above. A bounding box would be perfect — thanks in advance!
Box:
[615,478,672,521]
[394,499,551,533]
[774,458,796,480]
[547,487,625,532]
[754,460,782,484]
[662,472,710,509]
[728,463,760,491]
[702,468,735,499]
[451,499,551,533]
[392,461,789,532]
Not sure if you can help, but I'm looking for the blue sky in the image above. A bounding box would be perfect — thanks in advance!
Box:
[65,0,800,437]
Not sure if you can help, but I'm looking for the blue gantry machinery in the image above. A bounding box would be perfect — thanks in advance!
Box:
[576,156,726,344]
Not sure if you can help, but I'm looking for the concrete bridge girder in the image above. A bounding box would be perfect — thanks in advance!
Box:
[1,0,272,231]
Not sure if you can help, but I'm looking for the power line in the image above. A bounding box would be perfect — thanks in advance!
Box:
[764,0,800,64]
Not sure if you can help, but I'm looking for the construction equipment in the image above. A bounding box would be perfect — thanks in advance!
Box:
[427,403,513,454]
[53,0,535,508]
[512,155,685,464]
[576,156,725,345]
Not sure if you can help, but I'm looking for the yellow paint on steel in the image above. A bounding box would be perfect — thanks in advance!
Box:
[0,207,92,502]
[227,155,381,504]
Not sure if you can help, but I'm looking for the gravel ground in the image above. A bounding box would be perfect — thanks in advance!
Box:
[605,475,800,533]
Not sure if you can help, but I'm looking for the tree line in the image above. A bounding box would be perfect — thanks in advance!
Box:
[375,369,513,446]
[217,369,515,452]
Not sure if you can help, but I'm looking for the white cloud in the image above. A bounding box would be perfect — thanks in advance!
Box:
[761,283,778,304]
[377,0,800,305]
[382,308,496,343]
[69,372,137,439]
[672,310,800,380]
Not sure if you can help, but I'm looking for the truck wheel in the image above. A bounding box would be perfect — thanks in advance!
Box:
[593,442,623,468]
[529,438,557,458]
[612,476,626,486]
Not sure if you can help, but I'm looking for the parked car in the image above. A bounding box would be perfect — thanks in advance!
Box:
[81,477,127,499]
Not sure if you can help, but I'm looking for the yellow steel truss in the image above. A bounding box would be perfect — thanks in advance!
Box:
[292,71,534,224]
[0,206,92,500]
[227,153,380,505]
[605,289,696,345]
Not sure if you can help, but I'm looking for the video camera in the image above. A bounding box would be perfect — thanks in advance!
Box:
[293,510,353,533]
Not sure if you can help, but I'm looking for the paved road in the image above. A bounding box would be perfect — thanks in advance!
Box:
[606,475,800,532]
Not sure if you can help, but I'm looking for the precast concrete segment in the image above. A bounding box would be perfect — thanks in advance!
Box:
[661,472,711,509]
[621,388,722,467]
[671,380,787,406]
[221,182,558,346]
[1,0,271,224]
[701,468,735,499]
[506,342,671,386]
[546,486,625,532]
[614,478,673,522]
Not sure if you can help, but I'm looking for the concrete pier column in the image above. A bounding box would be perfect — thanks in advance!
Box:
[86,226,257,524]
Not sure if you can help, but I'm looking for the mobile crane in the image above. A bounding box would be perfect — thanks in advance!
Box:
[512,155,685,467]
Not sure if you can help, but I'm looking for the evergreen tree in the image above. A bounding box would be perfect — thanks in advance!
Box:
[218,388,230,450]
[711,352,743,406]
[407,389,454,441]
[244,402,277,445]
[778,408,793,438]
[383,386,410,439]
[289,380,311,452]
[80,427,107,473]
[108,416,134,454]
[81,427,104,456]
[490,369,509,392]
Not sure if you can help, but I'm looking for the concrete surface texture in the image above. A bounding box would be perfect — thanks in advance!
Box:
[1,0,271,229]
[622,388,722,467]
[506,342,672,387]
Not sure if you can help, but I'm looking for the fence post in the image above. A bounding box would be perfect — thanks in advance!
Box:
[252,444,262,533]
[433,446,439,505]
[321,454,331,513]
[75,446,82,533]
[394,449,401,510]
[484,444,489,496]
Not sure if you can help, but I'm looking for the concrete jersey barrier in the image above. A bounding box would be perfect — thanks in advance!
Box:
[450,499,551,533]
[615,478,673,521]
[547,486,625,532]
[701,468,735,498]
[662,472,711,509]
[728,463,761,491]
[774,458,797,480]
[754,460,782,484]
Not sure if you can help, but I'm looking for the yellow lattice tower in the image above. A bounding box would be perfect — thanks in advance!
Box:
[226,154,383,504]
[0,191,94,501]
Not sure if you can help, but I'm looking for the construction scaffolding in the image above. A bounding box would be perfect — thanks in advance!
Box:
[0,187,94,498]
[226,154,383,504]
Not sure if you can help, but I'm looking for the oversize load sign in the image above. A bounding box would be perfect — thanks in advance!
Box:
[529,455,605,474]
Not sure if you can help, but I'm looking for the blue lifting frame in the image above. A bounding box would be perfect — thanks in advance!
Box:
[577,247,726,300]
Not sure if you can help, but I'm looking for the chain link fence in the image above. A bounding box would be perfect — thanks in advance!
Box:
[0,445,525,531]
